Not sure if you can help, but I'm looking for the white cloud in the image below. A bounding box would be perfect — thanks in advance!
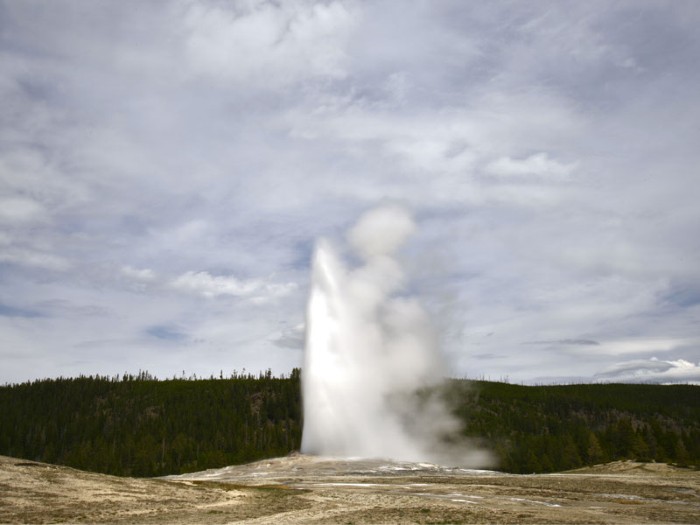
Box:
[591,338,692,357]
[171,271,259,298]
[170,271,297,302]
[121,266,156,282]
[181,0,356,87]
[0,247,71,272]
[281,92,583,210]
[484,153,577,179]
[0,197,49,224]
[595,357,700,384]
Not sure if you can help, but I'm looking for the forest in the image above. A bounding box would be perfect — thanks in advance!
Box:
[449,380,699,473]
[0,370,697,476]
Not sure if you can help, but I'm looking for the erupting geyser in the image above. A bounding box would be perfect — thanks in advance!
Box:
[301,205,491,467]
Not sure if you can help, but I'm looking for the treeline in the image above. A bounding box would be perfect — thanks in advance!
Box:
[452,381,700,473]
[0,369,301,476]
[0,372,698,476]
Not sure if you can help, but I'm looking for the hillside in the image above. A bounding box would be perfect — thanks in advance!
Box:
[0,370,302,476]
[0,371,697,476]
[451,380,700,473]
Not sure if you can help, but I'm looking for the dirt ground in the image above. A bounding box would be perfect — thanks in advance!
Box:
[1,454,698,524]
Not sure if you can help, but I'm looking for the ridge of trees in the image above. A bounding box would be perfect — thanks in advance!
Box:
[0,369,301,476]
[0,370,697,476]
[448,380,699,473]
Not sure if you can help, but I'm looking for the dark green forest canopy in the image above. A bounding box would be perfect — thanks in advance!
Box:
[0,371,697,477]
[448,380,699,473]
[0,370,302,477]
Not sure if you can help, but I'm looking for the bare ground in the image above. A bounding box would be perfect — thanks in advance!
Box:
[1,454,698,524]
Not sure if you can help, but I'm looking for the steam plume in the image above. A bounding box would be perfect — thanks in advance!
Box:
[301,205,491,467]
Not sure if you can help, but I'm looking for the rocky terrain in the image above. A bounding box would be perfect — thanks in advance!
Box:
[1,454,698,524]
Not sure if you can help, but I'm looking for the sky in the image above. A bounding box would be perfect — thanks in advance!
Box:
[1,0,699,385]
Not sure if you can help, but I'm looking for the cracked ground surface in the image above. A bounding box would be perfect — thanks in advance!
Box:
[1,454,698,524]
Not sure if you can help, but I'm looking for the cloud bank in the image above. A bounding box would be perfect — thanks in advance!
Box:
[0,1,698,384]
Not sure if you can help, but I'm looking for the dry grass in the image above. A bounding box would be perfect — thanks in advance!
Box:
[1,455,698,524]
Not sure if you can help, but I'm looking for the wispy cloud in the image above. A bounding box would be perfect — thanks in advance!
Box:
[121,266,157,282]
[484,153,577,179]
[170,271,297,303]
[595,358,700,384]
[0,197,49,224]
[0,247,71,271]
[525,339,600,346]
[182,0,356,87]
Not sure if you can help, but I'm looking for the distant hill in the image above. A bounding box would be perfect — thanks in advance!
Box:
[0,371,697,476]
[449,380,699,473]
[0,370,302,477]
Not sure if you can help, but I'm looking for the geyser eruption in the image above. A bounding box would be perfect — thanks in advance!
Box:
[302,205,491,467]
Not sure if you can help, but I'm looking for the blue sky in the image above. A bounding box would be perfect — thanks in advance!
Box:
[1,0,699,384]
